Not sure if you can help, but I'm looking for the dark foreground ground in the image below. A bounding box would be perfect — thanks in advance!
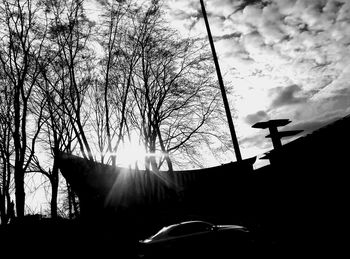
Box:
[0,214,344,258]
[0,216,280,259]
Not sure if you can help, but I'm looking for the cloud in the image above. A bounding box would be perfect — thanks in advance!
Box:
[206,0,240,17]
[164,0,350,164]
[271,84,308,108]
[240,132,271,150]
[312,64,350,99]
[244,110,269,125]
[286,113,342,135]
[311,88,350,121]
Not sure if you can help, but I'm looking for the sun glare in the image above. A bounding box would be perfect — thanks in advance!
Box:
[115,142,147,168]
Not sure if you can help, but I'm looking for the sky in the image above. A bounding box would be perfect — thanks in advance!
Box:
[163,0,350,166]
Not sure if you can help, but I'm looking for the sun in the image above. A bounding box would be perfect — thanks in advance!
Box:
[115,141,148,168]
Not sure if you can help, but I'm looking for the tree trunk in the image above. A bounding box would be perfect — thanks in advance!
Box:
[0,188,5,225]
[67,183,73,219]
[14,79,24,218]
[67,183,79,219]
[1,163,6,224]
[14,166,25,218]
[50,163,59,219]
[155,125,173,172]
[0,168,10,225]
[51,183,58,219]
[72,193,80,218]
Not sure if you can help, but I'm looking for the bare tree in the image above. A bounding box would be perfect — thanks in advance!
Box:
[0,76,15,224]
[0,0,48,218]
[44,0,95,161]
[130,1,220,171]
[91,0,142,165]
[27,0,89,218]
[0,0,235,219]
[30,79,76,218]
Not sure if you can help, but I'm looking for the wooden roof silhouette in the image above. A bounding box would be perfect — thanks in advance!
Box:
[58,153,256,219]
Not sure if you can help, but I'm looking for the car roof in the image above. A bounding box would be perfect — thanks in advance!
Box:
[158,220,213,230]
[175,220,213,226]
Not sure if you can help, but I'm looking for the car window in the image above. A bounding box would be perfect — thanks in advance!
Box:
[168,222,213,236]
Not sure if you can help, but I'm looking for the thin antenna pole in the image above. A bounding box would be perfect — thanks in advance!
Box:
[200,0,242,162]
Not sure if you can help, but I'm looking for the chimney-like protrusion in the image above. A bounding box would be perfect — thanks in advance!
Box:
[252,119,303,150]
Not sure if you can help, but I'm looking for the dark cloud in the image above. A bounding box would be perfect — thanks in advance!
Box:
[233,0,270,13]
[245,110,269,125]
[328,87,350,100]
[286,116,341,135]
[271,84,308,108]
[213,32,241,41]
[322,88,350,113]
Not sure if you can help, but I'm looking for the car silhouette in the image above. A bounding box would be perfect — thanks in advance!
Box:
[138,220,252,258]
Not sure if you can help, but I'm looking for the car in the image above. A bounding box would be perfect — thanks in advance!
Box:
[138,220,253,258]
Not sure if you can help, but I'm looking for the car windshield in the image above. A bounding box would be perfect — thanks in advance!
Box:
[149,225,177,240]
[150,221,213,240]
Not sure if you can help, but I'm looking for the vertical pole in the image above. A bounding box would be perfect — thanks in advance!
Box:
[268,126,283,149]
[200,0,242,162]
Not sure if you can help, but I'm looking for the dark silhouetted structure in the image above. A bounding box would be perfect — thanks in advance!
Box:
[57,115,349,255]
[252,115,349,254]
[58,154,256,235]
[252,119,303,149]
